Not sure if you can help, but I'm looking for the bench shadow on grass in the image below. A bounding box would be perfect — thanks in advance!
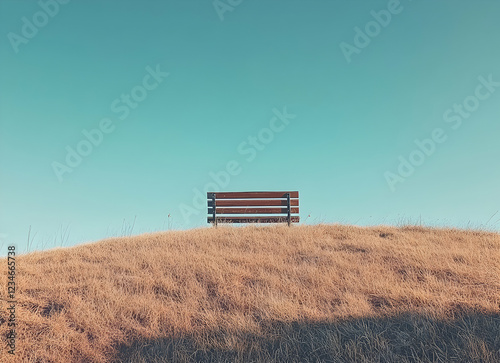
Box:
[115,311,500,363]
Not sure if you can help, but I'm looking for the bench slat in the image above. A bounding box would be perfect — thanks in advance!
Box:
[208,199,299,207]
[208,191,298,199]
[207,216,300,223]
[208,207,299,215]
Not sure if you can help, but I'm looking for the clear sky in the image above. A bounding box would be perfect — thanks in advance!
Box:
[1,0,499,254]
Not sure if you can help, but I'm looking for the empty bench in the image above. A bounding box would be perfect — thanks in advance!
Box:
[207,191,299,227]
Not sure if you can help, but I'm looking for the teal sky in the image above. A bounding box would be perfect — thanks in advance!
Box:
[1,0,500,254]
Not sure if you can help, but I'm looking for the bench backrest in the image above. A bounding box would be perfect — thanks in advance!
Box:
[207,191,299,226]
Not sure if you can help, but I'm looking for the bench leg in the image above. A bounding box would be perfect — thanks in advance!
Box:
[287,193,291,226]
[212,194,217,228]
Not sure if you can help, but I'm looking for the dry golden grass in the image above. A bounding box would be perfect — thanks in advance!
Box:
[1,224,499,362]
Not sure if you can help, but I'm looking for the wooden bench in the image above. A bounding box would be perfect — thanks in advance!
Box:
[207,191,299,227]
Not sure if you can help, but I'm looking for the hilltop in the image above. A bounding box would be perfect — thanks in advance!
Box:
[1,224,499,362]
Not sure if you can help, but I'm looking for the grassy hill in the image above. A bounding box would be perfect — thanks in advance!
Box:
[1,224,499,362]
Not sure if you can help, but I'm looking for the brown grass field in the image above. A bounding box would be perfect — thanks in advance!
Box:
[1,224,499,362]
